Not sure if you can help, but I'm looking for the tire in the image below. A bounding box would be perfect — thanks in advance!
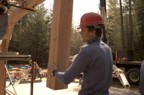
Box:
[126,68,140,85]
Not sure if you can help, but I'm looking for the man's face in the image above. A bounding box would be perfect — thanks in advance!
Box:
[79,26,96,42]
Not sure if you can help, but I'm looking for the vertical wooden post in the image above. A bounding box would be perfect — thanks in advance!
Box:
[0,60,6,95]
[47,0,73,90]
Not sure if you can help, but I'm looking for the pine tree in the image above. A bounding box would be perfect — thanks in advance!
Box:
[9,4,52,66]
[134,0,144,60]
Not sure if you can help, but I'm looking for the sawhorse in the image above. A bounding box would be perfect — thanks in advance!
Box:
[0,52,31,95]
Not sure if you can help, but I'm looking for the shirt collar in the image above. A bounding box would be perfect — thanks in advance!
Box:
[87,37,101,44]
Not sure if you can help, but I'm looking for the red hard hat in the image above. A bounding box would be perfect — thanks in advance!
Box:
[79,12,104,28]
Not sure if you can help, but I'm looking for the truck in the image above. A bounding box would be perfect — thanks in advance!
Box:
[115,61,141,85]
[113,50,142,85]
[99,0,142,85]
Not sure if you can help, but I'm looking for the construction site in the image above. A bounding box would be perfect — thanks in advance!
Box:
[0,0,143,95]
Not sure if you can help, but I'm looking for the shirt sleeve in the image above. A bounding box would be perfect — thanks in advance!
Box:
[54,50,93,85]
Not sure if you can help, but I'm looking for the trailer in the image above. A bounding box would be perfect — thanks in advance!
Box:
[115,60,142,85]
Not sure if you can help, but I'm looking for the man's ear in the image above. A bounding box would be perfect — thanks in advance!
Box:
[91,30,96,35]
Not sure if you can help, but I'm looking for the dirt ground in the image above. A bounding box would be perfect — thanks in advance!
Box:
[5,77,140,95]
[5,67,140,95]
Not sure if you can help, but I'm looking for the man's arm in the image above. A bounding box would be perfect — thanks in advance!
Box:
[50,50,93,85]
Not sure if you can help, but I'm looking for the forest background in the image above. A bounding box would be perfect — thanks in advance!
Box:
[8,0,144,67]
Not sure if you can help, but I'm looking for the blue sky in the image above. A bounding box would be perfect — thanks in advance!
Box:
[44,0,100,25]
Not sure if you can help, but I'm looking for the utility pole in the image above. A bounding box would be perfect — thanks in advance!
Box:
[119,0,125,58]
[129,0,134,50]
[100,0,107,44]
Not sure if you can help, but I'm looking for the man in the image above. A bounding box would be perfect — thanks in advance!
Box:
[34,62,41,80]
[49,12,113,95]
[140,61,144,95]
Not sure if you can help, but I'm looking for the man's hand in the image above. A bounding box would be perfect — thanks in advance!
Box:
[48,64,57,76]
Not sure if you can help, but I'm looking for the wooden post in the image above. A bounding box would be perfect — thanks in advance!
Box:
[0,60,6,95]
[47,0,73,90]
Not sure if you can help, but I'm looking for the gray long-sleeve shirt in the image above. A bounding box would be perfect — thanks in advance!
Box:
[140,61,144,95]
[54,37,113,95]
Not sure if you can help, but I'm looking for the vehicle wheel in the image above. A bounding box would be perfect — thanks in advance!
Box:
[126,68,140,85]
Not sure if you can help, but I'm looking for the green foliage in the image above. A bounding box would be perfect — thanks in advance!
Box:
[70,26,83,55]
[107,0,144,60]
[134,0,144,60]
[107,0,121,50]
[8,4,83,66]
[9,4,52,66]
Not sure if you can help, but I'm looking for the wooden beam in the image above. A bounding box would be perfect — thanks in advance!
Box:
[0,60,6,95]
[0,0,44,52]
[0,52,31,95]
[47,0,73,90]
[0,1,44,95]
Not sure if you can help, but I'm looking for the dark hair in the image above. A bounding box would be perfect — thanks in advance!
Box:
[87,24,103,37]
